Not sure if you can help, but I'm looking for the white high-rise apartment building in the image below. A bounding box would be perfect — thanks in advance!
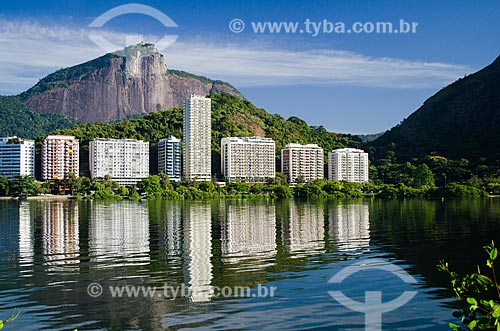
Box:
[42,135,79,181]
[328,148,369,183]
[158,135,181,181]
[183,95,211,181]
[281,143,324,183]
[89,138,149,186]
[221,136,275,182]
[0,137,35,180]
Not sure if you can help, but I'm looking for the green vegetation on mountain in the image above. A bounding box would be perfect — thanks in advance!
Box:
[48,92,363,177]
[0,96,78,139]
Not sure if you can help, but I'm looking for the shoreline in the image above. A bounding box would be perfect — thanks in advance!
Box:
[0,194,498,202]
[27,195,71,200]
[0,195,71,201]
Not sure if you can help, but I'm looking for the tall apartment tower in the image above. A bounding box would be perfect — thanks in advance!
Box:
[281,143,324,183]
[89,138,149,186]
[158,135,181,181]
[328,148,369,183]
[42,135,79,180]
[0,137,35,180]
[221,136,276,182]
[183,95,211,181]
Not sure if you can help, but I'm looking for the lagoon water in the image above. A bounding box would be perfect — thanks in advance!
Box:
[1,198,500,330]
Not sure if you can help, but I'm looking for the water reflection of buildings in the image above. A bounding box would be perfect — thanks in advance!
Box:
[41,201,80,268]
[89,202,150,267]
[18,202,34,265]
[282,203,325,256]
[329,203,370,252]
[160,202,182,257]
[183,203,213,302]
[0,202,34,265]
[221,203,276,266]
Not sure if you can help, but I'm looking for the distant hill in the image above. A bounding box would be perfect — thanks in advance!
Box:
[50,93,363,177]
[372,55,500,165]
[19,43,243,123]
[356,132,383,142]
[0,96,78,139]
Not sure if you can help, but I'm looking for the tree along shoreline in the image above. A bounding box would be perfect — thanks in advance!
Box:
[0,173,490,201]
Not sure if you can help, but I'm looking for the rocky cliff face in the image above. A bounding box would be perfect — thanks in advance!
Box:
[20,43,243,123]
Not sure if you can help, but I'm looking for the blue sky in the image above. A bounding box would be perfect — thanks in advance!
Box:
[1,0,499,134]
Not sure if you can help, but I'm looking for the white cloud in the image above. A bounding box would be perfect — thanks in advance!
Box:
[0,19,470,95]
[166,44,469,88]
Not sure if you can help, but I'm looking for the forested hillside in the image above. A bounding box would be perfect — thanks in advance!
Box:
[50,93,363,177]
[0,96,78,139]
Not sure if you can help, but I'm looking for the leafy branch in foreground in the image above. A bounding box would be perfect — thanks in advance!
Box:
[0,309,77,330]
[438,241,500,330]
[0,309,20,329]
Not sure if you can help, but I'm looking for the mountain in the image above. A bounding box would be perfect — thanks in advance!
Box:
[0,96,78,139]
[19,43,243,123]
[49,92,363,177]
[372,55,500,164]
